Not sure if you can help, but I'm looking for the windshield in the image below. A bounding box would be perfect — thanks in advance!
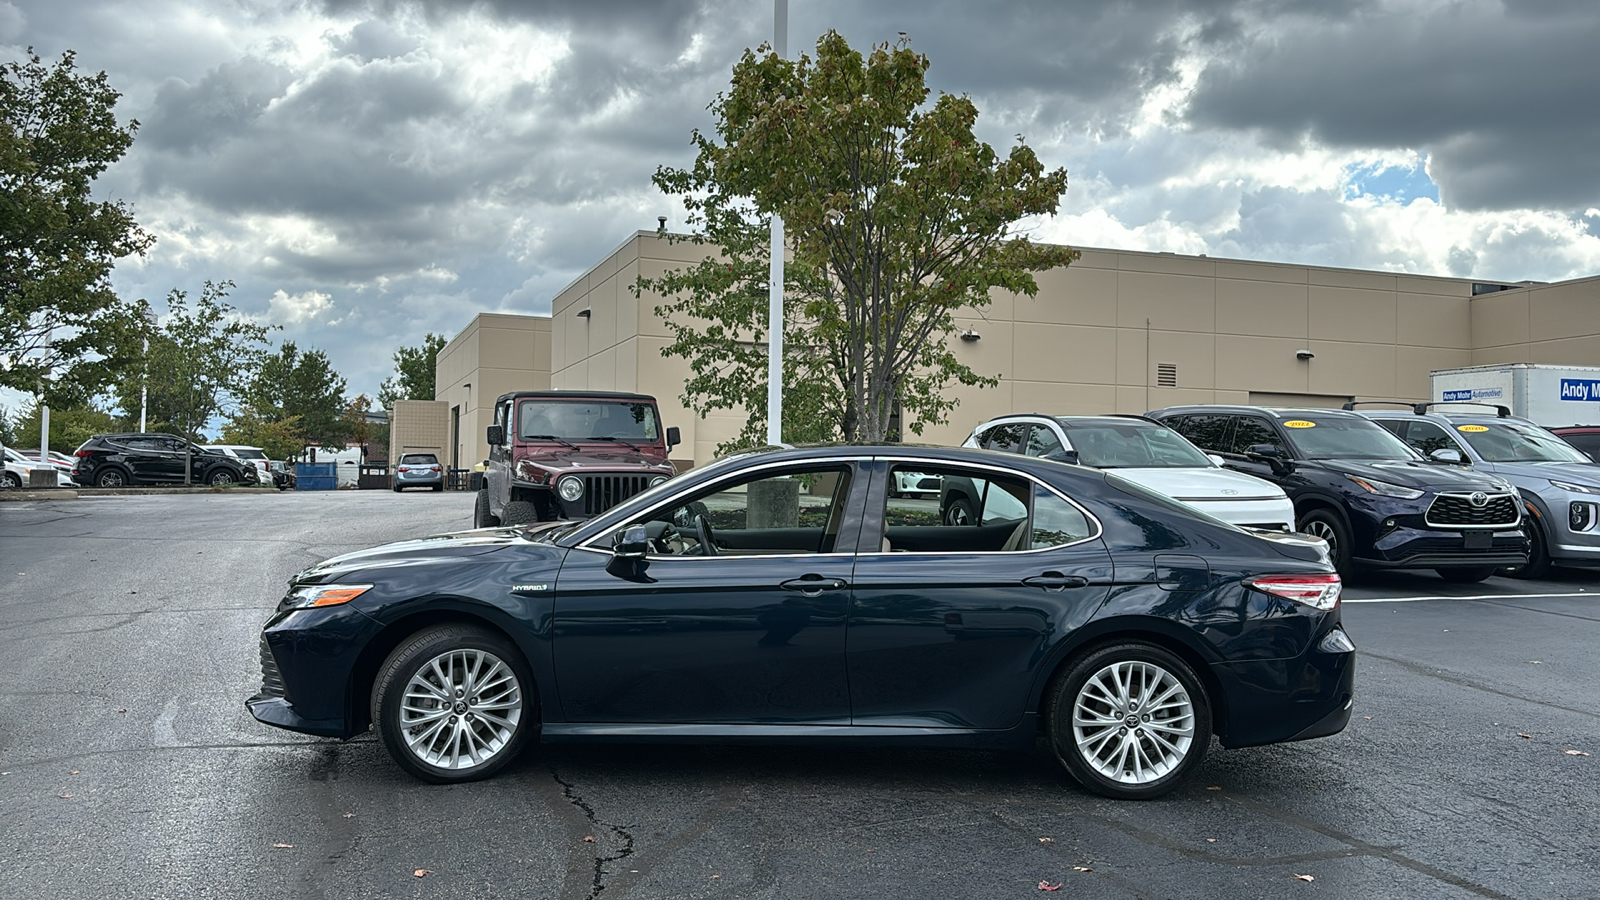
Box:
[1455,422,1591,463]
[518,400,659,442]
[1281,415,1420,460]
[1059,422,1214,468]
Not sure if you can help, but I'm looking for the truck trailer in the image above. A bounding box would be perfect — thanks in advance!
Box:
[1430,363,1600,427]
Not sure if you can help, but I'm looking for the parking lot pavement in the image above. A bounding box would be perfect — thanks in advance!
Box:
[2,493,1597,899]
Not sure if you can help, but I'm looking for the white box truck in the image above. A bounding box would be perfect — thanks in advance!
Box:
[1430,363,1600,427]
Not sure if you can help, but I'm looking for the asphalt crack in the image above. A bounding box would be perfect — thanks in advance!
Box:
[549,765,637,899]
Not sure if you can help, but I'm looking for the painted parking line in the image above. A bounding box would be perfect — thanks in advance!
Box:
[1344,591,1594,604]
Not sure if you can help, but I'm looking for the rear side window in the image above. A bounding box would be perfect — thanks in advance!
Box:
[984,423,1026,453]
[1168,415,1234,453]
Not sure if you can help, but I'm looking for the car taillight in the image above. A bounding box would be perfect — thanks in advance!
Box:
[430,465,440,472]
[398,466,409,473]
[75,449,92,458]
[1244,574,1341,610]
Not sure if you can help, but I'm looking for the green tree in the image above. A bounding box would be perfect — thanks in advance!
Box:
[377,332,446,408]
[1,49,156,403]
[14,399,118,453]
[641,32,1076,449]
[219,409,304,461]
[246,341,349,450]
[114,280,274,441]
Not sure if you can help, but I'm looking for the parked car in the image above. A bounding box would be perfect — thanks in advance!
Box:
[4,447,73,487]
[1351,402,1600,578]
[476,390,679,527]
[17,449,75,474]
[71,433,258,487]
[249,444,1353,799]
[394,453,444,492]
[1551,426,1600,463]
[955,414,1296,532]
[1149,406,1526,581]
[202,444,278,489]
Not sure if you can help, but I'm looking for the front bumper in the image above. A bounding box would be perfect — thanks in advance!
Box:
[1210,625,1356,749]
[246,604,381,739]
[1186,496,1296,531]
[1363,524,1527,569]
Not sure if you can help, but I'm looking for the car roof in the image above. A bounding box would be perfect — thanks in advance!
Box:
[496,390,657,404]
[1148,405,1368,420]
[1351,408,1542,427]
[970,413,1167,430]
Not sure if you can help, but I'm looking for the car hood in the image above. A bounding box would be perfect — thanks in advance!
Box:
[294,529,526,583]
[1487,460,1600,487]
[1315,458,1506,491]
[1107,466,1286,502]
[515,447,673,476]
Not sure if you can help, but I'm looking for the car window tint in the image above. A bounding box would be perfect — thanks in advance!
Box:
[1030,488,1094,548]
[985,423,1026,453]
[642,466,851,555]
[1401,421,1459,456]
[884,464,1035,553]
[1228,417,1284,455]
[1025,425,1065,458]
[973,426,994,448]
[1169,414,1234,453]
[400,454,439,465]
[1559,432,1600,462]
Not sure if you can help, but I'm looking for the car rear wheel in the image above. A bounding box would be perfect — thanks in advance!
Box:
[95,468,128,488]
[1436,566,1497,584]
[1296,509,1350,575]
[501,500,540,525]
[373,625,534,784]
[474,490,500,528]
[207,469,235,486]
[1046,642,1211,800]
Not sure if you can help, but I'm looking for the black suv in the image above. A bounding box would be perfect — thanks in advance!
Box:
[72,433,258,488]
[1148,406,1526,581]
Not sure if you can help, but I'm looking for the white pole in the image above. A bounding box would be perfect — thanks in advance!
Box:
[40,401,49,462]
[766,0,787,447]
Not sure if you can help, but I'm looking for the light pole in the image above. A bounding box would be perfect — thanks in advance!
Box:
[766,0,787,447]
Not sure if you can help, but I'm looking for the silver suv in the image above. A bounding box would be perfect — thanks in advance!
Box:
[1349,402,1600,578]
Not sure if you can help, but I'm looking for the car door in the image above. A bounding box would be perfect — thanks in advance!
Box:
[485,399,511,515]
[550,461,865,724]
[119,436,173,482]
[847,458,1113,730]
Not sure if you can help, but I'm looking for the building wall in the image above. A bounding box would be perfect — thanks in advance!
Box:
[435,313,551,470]
[388,400,450,470]
[537,231,1600,468]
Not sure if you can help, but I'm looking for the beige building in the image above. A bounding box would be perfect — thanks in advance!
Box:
[435,230,1600,470]
[388,399,450,470]
[435,313,552,470]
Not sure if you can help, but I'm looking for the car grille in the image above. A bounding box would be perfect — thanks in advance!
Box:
[582,474,652,516]
[1426,492,1519,528]
[258,636,286,700]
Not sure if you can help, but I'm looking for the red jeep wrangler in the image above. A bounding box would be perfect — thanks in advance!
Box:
[476,391,679,526]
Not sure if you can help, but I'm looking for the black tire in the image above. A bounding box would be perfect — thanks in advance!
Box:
[501,500,540,525]
[207,468,236,486]
[1503,511,1552,580]
[372,624,536,784]
[96,468,129,488]
[474,490,500,528]
[943,497,976,526]
[1436,566,1497,584]
[2,471,20,489]
[1046,641,1212,800]
[432,483,444,492]
[393,484,403,493]
[1296,508,1352,575]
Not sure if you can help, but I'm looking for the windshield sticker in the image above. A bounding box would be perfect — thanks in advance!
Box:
[1283,420,1316,428]
[1457,425,1489,432]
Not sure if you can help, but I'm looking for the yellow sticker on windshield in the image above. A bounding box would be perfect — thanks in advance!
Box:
[1457,425,1489,433]
[1283,420,1316,428]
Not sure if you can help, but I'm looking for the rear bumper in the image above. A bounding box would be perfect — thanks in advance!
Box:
[1209,626,1356,749]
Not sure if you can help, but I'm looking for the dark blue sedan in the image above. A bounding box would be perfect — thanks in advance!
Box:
[248,444,1354,799]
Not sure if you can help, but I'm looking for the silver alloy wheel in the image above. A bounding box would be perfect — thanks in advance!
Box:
[98,469,125,487]
[210,470,234,485]
[1302,519,1338,557]
[1072,660,1195,784]
[400,648,523,770]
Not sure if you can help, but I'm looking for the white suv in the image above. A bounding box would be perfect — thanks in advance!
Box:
[202,445,279,489]
[962,415,1295,531]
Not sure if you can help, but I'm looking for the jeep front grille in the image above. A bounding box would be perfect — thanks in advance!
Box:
[583,475,652,516]
[1426,492,1519,528]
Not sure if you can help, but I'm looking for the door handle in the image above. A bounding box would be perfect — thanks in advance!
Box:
[1022,572,1089,592]
[779,576,848,595]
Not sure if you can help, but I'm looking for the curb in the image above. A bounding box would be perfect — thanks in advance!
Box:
[0,490,78,502]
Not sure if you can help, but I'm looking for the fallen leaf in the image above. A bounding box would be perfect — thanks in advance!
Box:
[1206,786,1221,791]
[69,770,79,775]
[1037,837,1054,844]
[1518,733,1533,739]
[582,835,595,843]
[1528,660,1542,664]
[1205,838,1218,843]
[1362,716,1372,720]
[59,793,72,799]
[1038,882,1062,892]
[1294,874,1315,882]
[273,843,294,849]
[413,869,429,878]
[1442,629,1449,632]
[342,813,355,819]
[711,874,721,879]
[1564,750,1590,756]
[1072,866,1092,872]
[116,709,127,714]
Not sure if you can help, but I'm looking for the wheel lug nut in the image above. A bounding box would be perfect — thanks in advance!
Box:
[1142,715,1150,722]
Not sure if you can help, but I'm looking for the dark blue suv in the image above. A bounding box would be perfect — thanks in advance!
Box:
[1149,406,1527,582]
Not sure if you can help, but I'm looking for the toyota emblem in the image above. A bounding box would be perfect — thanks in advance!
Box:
[1469,492,1489,508]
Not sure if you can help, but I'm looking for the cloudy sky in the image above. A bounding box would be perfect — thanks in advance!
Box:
[6,0,1600,412]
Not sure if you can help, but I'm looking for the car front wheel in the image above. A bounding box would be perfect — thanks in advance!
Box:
[2,471,20,489]
[501,500,540,525]
[1296,509,1351,575]
[207,469,235,486]
[1047,642,1212,800]
[474,490,500,528]
[373,625,534,784]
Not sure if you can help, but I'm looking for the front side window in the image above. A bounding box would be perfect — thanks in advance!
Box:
[1227,417,1285,456]
[1025,425,1066,459]
[632,466,852,556]
[1559,432,1600,463]
[518,400,659,442]
[884,463,1092,553]
[984,423,1026,453]
[1168,415,1234,453]
[1398,421,1460,457]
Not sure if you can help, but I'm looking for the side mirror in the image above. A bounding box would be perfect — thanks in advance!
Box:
[613,524,650,559]
[665,426,681,451]
[486,424,505,446]
[1206,454,1226,467]
[1246,444,1284,458]
[1429,447,1465,464]
[1041,448,1079,465]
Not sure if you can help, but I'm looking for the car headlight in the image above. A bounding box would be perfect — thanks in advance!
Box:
[280,584,371,611]
[1347,476,1424,500]
[649,475,670,488]
[558,476,584,502]
[1550,479,1600,495]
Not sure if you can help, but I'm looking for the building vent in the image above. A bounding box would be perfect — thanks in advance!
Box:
[1156,363,1177,387]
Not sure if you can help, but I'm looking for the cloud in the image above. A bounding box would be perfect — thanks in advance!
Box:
[0,2,25,41]
[264,289,339,325]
